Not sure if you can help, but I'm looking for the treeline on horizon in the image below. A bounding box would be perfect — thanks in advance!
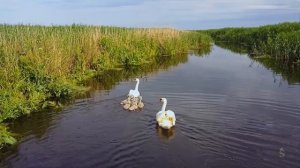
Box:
[0,24,212,147]
[203,22,300,63]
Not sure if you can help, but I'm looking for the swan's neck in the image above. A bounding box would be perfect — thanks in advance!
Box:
[161,100,167,112]
[134,80,139,91]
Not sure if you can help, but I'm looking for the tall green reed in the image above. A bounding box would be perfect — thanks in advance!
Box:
[205,22,300,62]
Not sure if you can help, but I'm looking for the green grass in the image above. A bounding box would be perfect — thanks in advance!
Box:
[0,24,212,147]
[204,22,300,63]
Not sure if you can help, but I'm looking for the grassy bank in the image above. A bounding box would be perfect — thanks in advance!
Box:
[0,24,212,147]
[204,22,300,63]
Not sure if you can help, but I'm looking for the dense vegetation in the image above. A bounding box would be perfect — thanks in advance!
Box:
[205,22,300,63]
[0,24,212,147]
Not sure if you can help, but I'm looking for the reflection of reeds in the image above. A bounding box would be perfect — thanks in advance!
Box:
[83,52,190,94]
[0,24,211,146]
[215,42,300,84]
[205,22,300,63]
[214,41,249,54]
[0,124,16,148]
[253,57,300,84]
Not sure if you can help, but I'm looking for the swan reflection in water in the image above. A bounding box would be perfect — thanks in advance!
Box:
[156,124,176,140]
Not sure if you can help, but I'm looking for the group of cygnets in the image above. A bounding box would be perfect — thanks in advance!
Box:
[121,78,176,129]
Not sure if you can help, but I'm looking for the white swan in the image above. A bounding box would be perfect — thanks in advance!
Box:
[156,98,176,129]
[128,78,140,97]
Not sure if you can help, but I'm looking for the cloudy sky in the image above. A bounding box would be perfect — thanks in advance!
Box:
[0,0,299,29]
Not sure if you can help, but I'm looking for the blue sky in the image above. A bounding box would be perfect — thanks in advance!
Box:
[0,0,299,29]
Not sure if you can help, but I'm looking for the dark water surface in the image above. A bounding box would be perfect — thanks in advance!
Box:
[1,45,300,168]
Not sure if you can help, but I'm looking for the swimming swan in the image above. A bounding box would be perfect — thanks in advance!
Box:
[121,78,144,111]
[156,98,176,129]
[128,78,140,97]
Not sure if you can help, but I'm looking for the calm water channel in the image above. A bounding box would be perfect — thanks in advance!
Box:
[1,45,300,168]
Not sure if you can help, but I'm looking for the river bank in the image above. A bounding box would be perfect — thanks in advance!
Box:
[0,24,212,147]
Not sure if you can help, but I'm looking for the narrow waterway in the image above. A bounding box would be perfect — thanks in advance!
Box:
[1,45,300,168]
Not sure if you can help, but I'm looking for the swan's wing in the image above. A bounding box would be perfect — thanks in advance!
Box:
[156,111,164,121]
[166,110,175,116]
[129,90,140,97]
[129,89,134,96]
[166,110,176,125]
[133,90,140,97]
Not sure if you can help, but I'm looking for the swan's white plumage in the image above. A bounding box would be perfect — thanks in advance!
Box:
[129,89,140,97]
[156,98,176,129]
[128,78,140,97]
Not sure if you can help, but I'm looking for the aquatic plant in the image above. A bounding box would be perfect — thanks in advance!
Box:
[0,124,16,149]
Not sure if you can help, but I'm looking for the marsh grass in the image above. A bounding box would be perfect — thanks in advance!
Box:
[205,22,300,63]
[0,24,211,146]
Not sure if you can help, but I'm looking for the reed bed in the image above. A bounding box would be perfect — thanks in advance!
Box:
[205,22,300,63]
[0,24,211,147]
